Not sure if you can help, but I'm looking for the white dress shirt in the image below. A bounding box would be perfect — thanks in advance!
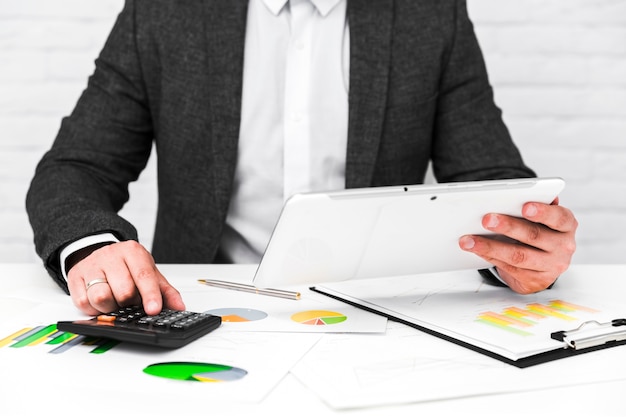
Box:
[61,0,349,276]
[219,0,350,263]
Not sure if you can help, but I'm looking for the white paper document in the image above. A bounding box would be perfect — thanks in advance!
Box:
[291,321,626,409]
[0,302,322,413]
[312,269,626,363]
[178,280,388,334]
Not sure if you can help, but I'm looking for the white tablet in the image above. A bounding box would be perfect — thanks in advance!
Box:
[252,177,565,288]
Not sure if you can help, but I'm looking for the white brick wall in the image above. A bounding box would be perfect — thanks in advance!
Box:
[1,0,625,265]
[468,0,626,264]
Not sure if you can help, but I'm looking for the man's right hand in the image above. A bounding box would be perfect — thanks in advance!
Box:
[66,240,186,316]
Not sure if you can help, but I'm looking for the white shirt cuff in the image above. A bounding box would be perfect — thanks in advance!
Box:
[488,266,508,286]
[60,233,120,282]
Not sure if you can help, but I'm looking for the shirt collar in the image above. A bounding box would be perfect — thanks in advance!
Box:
[310,0,343,16]
[261,0,343,17]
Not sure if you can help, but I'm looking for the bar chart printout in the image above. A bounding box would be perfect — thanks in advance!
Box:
[0,324,118,354]
[475,300,599,336]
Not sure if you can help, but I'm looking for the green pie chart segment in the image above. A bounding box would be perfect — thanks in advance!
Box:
[143,362,247,382]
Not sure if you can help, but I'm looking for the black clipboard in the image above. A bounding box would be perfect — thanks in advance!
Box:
[310,285,626,369]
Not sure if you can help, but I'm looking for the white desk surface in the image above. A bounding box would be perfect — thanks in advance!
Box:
[1,263,625,417]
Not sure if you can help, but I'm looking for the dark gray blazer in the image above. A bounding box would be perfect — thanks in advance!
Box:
[26,0,535,291]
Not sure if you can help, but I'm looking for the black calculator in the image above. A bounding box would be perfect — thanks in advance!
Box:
[57,305,222,348]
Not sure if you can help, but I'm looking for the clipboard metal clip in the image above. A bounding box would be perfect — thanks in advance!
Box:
[551,319,626,350]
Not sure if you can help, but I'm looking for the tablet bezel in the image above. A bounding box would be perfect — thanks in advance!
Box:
[252,177,565,288]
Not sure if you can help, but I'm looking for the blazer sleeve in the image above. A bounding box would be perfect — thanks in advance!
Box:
[26,0,150,290]
[431,0,536,182]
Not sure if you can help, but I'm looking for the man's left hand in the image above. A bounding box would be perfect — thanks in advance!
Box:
[459,198,578,293]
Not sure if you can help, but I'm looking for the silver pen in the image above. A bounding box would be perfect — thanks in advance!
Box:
[198,279,301,300]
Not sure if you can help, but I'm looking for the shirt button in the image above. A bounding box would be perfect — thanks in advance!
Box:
[295,41,305,50]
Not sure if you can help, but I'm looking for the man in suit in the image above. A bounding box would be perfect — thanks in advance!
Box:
[26,0,577,316]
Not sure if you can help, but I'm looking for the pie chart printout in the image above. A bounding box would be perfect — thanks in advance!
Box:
[143,362,248,382]
[205,308,268,323]
[291,310,347,326]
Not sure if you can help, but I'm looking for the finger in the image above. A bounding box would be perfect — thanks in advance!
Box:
[67,243,136,315]
[99,255,142,308]
[459,234,549,272]
[492,264,557,294]
[68,262,119,315]
[85,275,119,313]
[459,236,558,293]
[67,271,101,316]
[481,212,567,254]
[122,259,185,314]
[522,201,578,234]
[161,280,186,311]
[119,241,165,315]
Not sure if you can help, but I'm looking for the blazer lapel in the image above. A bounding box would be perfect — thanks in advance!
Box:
[202,0,249,213]
[345,0,393,188]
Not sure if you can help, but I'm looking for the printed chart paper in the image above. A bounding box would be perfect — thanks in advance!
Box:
[177,280,388,334]
[291,321,626,409]
[0,302,321,413]
[313,269,626,361]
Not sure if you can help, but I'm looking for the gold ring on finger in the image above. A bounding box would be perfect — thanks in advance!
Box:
[85,277,108,291]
